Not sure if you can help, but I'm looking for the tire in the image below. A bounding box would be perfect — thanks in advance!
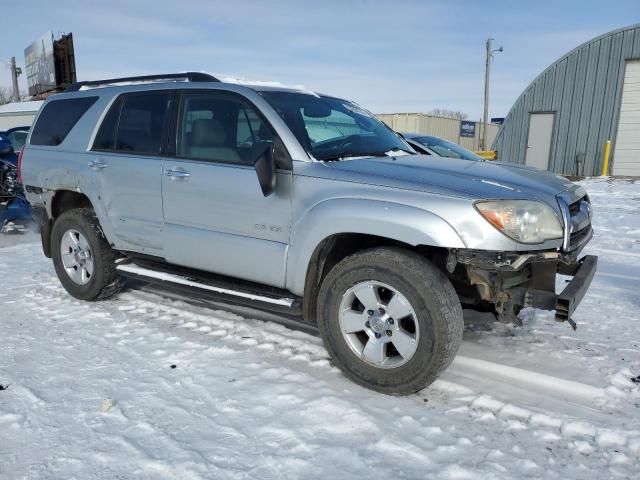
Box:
[317,247,463,395]
[51,208,124,301]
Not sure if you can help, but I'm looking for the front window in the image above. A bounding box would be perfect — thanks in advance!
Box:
[178,92,274,166]
[415,136,483,161]
[260,91,413,161]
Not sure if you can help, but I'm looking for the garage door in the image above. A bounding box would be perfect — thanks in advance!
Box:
[613,60,640,176]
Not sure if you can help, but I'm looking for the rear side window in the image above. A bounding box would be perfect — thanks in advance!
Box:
[115,93,170,155]
[30,97,98,146]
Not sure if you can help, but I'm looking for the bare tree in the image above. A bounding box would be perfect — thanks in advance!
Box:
[0,86,12,105]
[428,108,468,120]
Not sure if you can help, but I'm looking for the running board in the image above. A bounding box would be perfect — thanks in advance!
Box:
[116,262,300,312]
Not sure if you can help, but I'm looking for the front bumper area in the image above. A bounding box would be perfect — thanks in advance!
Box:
[554,255,598,323]
[523,255,598,329]
[453,248,597,329]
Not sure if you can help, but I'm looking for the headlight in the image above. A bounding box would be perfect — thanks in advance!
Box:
[474,200,563,244]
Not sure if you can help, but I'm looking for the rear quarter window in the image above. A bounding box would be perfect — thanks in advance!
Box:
[30,97,98,146]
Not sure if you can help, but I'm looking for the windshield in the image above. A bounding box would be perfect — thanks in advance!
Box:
[6,130,28,151]
[414,136,483,161]
[260,91,413,161]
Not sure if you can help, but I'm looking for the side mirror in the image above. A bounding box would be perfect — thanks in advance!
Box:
[253,142,276,197]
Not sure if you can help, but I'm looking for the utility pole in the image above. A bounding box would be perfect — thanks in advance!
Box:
[482,38,503,150]
[10,57,21,102]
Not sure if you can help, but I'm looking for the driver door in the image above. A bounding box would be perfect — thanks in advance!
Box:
[161,90,292,288]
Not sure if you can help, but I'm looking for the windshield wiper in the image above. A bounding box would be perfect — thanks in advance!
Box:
[385,147,414,155]
[318,152,368,162]
[319,148,413,162]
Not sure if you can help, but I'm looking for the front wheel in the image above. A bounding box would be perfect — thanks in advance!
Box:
[317,247,463,395]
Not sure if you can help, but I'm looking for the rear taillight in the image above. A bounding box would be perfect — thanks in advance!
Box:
[17,145,25,184]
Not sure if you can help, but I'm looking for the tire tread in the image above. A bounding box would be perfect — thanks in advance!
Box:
[51,208,124,301]
[317,246,464,395]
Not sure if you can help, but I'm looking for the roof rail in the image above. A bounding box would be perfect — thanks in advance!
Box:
[64,72,219,92]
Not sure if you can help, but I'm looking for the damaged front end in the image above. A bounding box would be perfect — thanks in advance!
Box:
[448,192,597,329]
[450,248,597,329]
[0,148,32,232]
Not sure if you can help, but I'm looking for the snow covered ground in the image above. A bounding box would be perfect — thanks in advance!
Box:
[1,178,639,479]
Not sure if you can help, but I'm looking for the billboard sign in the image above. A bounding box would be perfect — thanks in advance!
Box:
[24,31,56,96]
[459,120,476,138]
[54,33,77,88]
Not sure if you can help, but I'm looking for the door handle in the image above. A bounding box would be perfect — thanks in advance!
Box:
[165,168,191,179]
[89,159,108,170]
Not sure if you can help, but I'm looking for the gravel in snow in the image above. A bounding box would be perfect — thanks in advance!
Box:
[0,178,639,479]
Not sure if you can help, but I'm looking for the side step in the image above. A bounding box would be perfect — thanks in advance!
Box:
[116,262,302,315]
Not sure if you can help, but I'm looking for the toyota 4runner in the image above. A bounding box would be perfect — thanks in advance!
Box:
[20,73,597,395]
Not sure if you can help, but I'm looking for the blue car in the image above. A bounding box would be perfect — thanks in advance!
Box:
[0,126,29,151]
[0,132,32,231]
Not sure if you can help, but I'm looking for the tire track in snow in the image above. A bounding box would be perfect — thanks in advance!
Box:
[127,286,622,420]
[112,287,640,449]
[5,248,637,438]
[450,356,606,407]
[4,248,640,477]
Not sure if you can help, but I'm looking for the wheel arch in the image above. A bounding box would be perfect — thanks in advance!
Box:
[43,189,112,258]
[50,190,93,219]
[36,190,94,258]
[287,199,465,322]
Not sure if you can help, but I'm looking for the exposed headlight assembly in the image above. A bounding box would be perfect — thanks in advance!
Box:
[474,200,563,244]
[1,163,18,196]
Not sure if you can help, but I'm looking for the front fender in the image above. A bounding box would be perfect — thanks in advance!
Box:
[285,198,466,295]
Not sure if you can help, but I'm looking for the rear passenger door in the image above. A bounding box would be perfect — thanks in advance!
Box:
[90,91,172,256]
[161,90,292,288]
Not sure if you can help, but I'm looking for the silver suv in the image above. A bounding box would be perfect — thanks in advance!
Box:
[21,73,597,395]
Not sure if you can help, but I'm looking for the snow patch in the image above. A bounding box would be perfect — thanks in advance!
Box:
[1,179,640,478]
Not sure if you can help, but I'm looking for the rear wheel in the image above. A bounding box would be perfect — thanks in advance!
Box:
[51,208,124,301]
[317,247,463,395]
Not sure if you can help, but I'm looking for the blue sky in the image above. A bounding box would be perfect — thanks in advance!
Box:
[1,0,638,118]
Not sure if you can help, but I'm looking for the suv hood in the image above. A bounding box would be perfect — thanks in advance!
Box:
[326,155,581,203]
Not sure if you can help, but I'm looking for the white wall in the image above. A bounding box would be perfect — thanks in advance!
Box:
[0,101,43,130]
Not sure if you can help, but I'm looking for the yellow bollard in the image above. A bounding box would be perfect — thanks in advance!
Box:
[601,140,611,176]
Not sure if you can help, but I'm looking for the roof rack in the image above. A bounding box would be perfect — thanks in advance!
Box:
[64,72,219,92]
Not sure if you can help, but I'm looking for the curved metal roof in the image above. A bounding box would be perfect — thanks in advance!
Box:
[503,24,640,119]
[493,24,640,175]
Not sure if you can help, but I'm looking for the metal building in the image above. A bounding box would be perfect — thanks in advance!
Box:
[377,113,499,151]
[493,24,640,176]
